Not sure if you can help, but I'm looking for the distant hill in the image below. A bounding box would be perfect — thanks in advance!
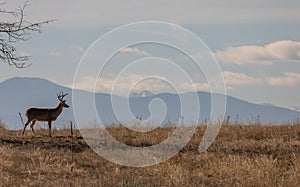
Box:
[0,77,299,129]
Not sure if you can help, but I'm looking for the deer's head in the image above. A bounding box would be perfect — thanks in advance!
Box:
[57,91,70,108]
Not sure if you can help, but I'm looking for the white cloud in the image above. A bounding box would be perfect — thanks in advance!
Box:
[119,47,151,56]
[179,82,210,92]
[223,71,262,85]
[69,74,170,96]
[69,71,300,95]
[68,74,213,95]
[221,71,300,88]
[216,40,300,65]
[265,72,300,87]
[265,40,300,62]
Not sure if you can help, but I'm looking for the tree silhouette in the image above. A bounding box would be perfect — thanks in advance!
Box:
[0,1,52,68]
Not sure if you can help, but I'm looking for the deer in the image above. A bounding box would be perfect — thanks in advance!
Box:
[22,92,69,137]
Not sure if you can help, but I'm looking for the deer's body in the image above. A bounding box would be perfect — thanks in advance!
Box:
[22,92,69,137]
[25,104,64,121]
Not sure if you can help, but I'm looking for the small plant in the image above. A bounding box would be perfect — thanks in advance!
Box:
[293,117,300,125]
[0,120,7,132]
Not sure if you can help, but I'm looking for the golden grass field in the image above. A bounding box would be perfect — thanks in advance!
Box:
[1,121,300,186]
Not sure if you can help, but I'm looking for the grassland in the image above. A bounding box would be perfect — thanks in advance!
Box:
[1,121,300,186]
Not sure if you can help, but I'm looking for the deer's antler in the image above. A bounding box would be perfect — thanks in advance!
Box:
[57,91,68,101]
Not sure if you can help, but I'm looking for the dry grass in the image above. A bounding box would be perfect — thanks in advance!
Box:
[0,123,300,186]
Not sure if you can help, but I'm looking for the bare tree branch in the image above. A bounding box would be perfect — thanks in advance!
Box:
[0,1,54,68]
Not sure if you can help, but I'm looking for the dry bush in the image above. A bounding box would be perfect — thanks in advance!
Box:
[1,124,300,186]
[0,120,7,132]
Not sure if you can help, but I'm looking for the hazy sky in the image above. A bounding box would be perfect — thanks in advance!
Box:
[1,0,300,109]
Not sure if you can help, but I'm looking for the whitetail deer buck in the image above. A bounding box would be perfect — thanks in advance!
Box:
[22,92,69,137]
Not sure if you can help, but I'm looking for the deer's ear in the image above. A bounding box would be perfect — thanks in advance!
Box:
[63,100,66,103]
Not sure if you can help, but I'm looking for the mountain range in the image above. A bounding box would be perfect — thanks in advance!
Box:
[0,77,299,129]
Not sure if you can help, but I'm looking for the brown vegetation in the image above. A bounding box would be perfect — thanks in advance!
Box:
[1,122,300,186]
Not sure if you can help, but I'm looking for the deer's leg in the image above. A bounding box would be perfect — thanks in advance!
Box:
[48,121,52,137]
[30,120,36,135]
[22,119,31,135]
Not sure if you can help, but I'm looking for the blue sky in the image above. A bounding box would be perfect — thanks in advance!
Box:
[1,0,300,110]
